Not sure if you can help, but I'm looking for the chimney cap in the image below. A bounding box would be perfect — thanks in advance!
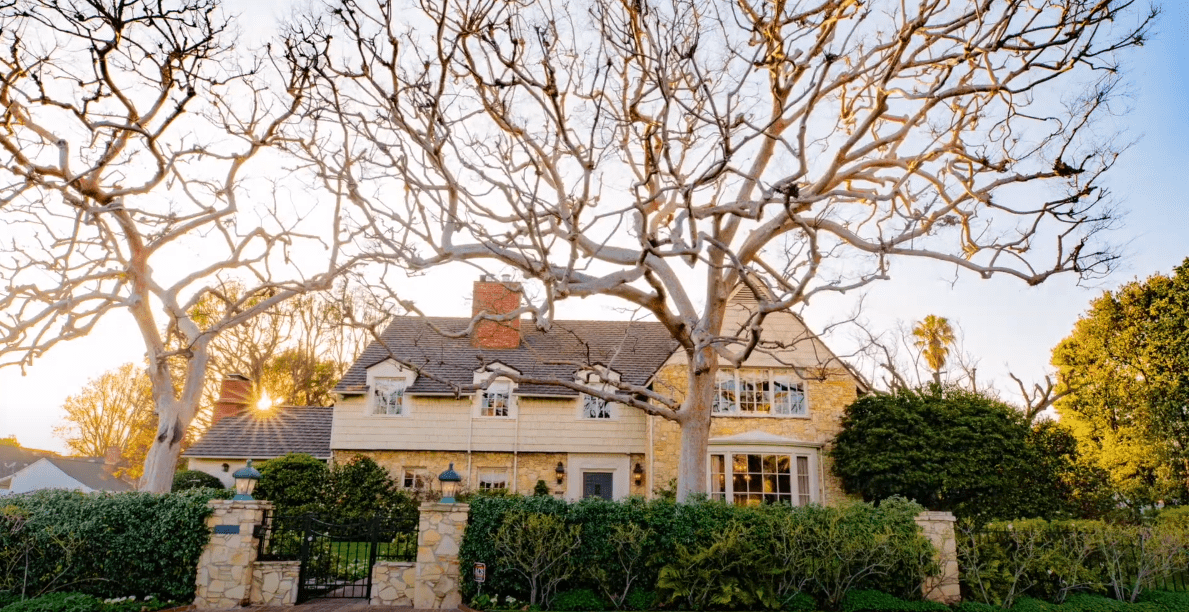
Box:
[225,373,250,381]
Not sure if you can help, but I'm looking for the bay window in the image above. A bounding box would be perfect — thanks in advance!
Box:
[710,450,817,506]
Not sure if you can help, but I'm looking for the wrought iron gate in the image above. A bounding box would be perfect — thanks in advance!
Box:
[257,512,418,603]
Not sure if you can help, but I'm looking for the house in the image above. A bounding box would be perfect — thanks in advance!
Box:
[183,374,333,488]
[329,276,864,505]
[5,449,132,494]
[0,444,59,492]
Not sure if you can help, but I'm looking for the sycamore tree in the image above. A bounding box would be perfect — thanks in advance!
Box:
[1053,258,1189,506]
[0,0,359,491]
[284,0,1154,499]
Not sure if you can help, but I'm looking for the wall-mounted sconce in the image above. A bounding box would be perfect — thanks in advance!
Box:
[555,461,566,485]
[633,462,645,487]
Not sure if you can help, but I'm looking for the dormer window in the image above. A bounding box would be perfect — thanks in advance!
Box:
[481,380,513,417]
[713,369,806,416]
[373,377,408,416]
[582,394,613,419]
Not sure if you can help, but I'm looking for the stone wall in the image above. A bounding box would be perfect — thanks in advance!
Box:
[250,561,299,606]
[371,561,416,606]
[915,511,961,604]
[415,502,469,609]
[193,500,271,609]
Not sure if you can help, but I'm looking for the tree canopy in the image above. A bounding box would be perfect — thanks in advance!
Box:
[831,386,1104,521]
[280,0,1154,501]
[53,363,156,480]
[1053,258,1189,506]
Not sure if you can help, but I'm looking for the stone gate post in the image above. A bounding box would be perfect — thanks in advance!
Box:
[193,499,272,609]
[414,502,470,609]
[914,511,961,604]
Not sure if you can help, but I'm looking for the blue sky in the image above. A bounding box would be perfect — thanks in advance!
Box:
[1,1,1186,452]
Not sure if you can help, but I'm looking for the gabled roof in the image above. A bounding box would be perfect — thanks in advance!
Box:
[334,318,679,397]
[183,406,333,460]
[0,445,57,480]
[40,457,133,492]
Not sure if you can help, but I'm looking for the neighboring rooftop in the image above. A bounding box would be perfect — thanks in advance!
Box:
[42,456,133,492]
[333,317,679,397]
[0,445,58,480]
[183,406,333,460]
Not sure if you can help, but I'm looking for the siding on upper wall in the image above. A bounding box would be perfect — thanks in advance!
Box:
[330,395,648,454]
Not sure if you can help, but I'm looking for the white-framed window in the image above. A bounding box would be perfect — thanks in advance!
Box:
[373,377,408,415]
[402,468,427,490]
[478,469,509,491]
[709,450,817,506]
[581,394,613,419]
[480,380,514,417]
[713,369,806,416]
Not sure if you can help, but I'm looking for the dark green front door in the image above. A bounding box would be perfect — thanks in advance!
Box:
[582,472,613,500]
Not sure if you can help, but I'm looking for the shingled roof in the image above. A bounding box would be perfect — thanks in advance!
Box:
[183,406,332,459]
[43,457,134,492]
[334,317,679,397]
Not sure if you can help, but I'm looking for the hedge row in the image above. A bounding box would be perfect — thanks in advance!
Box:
[0,489,223,601]
[460,495,936,611]
[957,518,1189,608]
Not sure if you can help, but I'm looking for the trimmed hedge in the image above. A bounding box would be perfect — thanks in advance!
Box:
[171,470,223,491]
[0,592,176,612]
[460,495,936,611]
[0,489,221,601]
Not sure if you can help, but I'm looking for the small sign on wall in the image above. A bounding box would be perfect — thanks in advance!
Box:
[213,525,240,535]
[473,562,486,583]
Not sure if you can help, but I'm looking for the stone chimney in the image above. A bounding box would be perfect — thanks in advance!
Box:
[211,374,252,427]
[472,275,522,350]
[103,446,121,475]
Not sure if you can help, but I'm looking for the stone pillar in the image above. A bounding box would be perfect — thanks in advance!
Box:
[371,561,417,606]
[250,560,300,606]
[415,502,470,609]
[915,511,961,605]
[193,499,272,609]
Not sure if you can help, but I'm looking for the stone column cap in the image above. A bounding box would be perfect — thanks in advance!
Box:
[208,499,275,511]
[914,510,957,522]
[420,502,470,512]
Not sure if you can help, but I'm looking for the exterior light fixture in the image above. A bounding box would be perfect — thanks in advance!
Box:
[633,462,645,487]
[231,460,262,501]
[439,463,462,503]
[555,461,566,485]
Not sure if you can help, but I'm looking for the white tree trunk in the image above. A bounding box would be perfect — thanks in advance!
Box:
[140,417,185,492]
[675,362,715,502]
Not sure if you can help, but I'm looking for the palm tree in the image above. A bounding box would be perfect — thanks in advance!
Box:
[912,315,956,386]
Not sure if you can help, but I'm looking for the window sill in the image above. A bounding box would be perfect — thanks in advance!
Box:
[369,412,411,418]
[711,412,811,419]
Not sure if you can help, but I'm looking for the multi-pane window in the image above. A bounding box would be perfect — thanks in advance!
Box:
[478,470,508,490]
[582,394,612,419]
[402,468,426,490]
[713,370,806,416]
[373,377,407,415]
[709,451,816,506]
[481,381,513,417]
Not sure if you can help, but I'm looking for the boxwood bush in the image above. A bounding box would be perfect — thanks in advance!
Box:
[0,489,220,601]
[460,495,936,611]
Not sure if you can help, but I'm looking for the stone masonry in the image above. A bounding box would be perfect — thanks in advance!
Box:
[193,499,272,609]
[915,511,961,604]
[414,502,470,609]
[370,561,416,606]
[250,561,299,605]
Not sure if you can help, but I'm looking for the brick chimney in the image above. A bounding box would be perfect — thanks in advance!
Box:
[103,446,121,475]
[212,374,252,427]
[472,275,522,349]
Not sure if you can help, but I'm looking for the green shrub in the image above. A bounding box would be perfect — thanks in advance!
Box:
[553,589,609,611]
[622,589,657,611]
[460,495,936,611]
[1010,597,1055,612]
[0,489,217,601]
[0,592,21,609]
[324,455,416,521]
[534,480,551,497]
[780,592,817,612]
[255,453,329,514]
[494,509,582,608]
[842,589,948,611]
[1,592,102,612]
[171,469,224,491]
[952,602,999,612]
[1137,590,1189,612]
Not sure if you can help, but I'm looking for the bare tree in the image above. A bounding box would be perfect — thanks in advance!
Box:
[0,0,357,491]
[284,0,1154,500]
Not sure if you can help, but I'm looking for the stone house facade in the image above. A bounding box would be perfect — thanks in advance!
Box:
[330,276,864,506]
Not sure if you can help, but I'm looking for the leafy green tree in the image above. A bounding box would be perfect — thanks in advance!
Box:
[1052,258,1189,506]
[325,455,416,520]
[255,453,331,515]
[832,386,1077,521]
